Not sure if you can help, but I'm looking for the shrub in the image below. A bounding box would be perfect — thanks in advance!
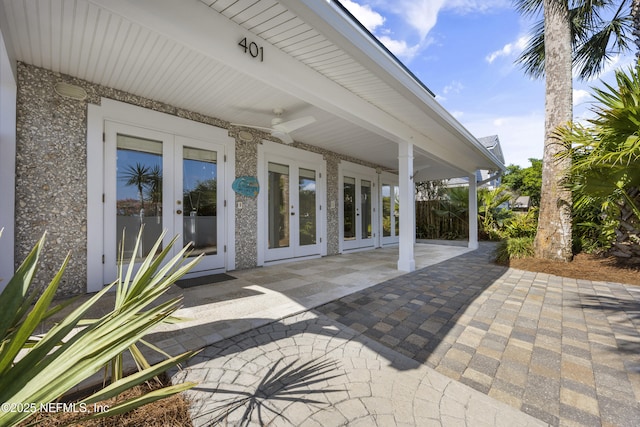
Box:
[500,208,538,239]
[495,237,535,263]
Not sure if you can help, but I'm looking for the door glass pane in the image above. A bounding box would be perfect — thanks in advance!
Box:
[361,180,372,239]
[395,186,400,236]
[268,162,290,249]
[343,176,356,240]
[116,134,163,261]
[299,168,316,246]
[183,147,217,256]
[382,184,391,237]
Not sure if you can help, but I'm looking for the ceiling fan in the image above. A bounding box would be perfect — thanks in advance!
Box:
[231,108,316,144]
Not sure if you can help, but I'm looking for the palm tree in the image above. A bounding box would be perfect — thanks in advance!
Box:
[634,0,640,55]
[560,66,640,258]
[517,1,634,81]
[516,0,574,260]
[121,162,151,212]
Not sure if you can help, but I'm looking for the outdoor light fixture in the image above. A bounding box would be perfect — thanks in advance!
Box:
[54,82,88,101]
[238,130,254,142]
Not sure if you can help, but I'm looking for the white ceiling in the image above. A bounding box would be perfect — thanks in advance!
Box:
[0,0,502,179]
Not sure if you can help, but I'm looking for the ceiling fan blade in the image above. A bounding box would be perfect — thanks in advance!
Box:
[273,116,316,133]
[272,130,294,144]
[229,123,273,132]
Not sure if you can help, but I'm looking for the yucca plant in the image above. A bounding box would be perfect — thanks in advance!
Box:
[0,229,200,426]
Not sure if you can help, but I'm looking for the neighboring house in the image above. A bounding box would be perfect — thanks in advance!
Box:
[441,135,505,191]
[511,196,531,212]
[0,0,504,295]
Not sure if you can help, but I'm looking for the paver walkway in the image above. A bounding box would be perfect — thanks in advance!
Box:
[174,311,545,427]
[317,244,640,426]
[171,242,640,426]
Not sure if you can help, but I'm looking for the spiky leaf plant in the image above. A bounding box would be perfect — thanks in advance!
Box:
[0,230,199,426]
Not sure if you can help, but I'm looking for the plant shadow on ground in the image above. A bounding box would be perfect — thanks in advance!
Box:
[190,357,343,426]
[579,294,640,356]
[158,244,507,372]
[315,243,509,368]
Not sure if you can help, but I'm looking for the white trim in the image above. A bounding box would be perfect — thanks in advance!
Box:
[379,171,400,247]
[468,173,479,249]
[86,104,104,292]
[257,140,327,266]
[397,141,415,272]
[87,98,235,291]
[0,27,16,290]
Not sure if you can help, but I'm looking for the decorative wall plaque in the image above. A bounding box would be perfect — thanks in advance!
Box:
[232,176,260,198]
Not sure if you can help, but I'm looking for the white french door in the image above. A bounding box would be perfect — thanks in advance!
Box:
[341,166,377,251]
[381,174,400,246]
[264,156,322,262]
[104,122,226,283]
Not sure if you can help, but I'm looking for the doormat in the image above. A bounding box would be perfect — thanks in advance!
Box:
[175,273,236,289]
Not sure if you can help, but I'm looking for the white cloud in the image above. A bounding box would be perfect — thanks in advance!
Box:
[378,36,421,60]
[443,81,464,95]
[346,0,512,61]
[341,0,385,32]
[444,0,512,13]
[394,0,446,40]
[573,89,591,106]
[486,36,529,64]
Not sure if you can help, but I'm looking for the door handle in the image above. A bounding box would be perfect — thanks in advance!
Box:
[291,212,295,216]
[176,210,182,215]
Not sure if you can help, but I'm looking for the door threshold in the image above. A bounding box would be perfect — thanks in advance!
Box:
[263,254,322,266]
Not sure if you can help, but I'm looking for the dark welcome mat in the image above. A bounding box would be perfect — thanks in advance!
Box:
[175,273,236,289]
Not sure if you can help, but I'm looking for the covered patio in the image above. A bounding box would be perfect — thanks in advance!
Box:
[0,0,503,294]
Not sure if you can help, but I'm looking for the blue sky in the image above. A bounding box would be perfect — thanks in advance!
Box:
[341,0,636,168]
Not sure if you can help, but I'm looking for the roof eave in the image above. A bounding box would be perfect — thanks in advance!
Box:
[278,0,504,172]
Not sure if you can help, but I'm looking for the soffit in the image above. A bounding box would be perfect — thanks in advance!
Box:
[0,0,499,175]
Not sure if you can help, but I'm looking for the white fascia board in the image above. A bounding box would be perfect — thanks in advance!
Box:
[279,0,504,172]
[89,0,481,173]
[0,26,16,289]
[0,4,17,79]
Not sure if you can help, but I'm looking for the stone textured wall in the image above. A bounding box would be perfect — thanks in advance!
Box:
[16,63,88,295]
[228,129,260,269]
[15,62,392,295]
[324,154,341,255]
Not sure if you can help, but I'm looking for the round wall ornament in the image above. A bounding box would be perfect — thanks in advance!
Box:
[232,176,260,198]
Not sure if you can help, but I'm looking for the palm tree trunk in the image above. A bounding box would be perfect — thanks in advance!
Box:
[534,0,573,261]
[633,0,640,58]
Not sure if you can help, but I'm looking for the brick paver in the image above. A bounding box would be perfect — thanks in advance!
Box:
[174,311,545,426]
[316,243,640,426]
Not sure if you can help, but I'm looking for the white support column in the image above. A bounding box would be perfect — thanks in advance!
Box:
[397,141,415,272]
[0,29,16,291]
[468,173,479,249]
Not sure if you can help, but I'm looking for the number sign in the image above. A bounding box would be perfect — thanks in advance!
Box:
[238,37,264,62]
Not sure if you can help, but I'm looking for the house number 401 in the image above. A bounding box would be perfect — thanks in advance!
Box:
[238,37,264,62]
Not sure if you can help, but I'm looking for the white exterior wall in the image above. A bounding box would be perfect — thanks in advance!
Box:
[0,28,16,290]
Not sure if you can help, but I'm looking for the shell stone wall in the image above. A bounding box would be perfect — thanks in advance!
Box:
[15,62,391,295]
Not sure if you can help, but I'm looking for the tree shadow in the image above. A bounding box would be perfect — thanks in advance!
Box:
[578,294,640,356]
[154,243,507,373]
[191,357,343,426]
[314,243,508,368]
